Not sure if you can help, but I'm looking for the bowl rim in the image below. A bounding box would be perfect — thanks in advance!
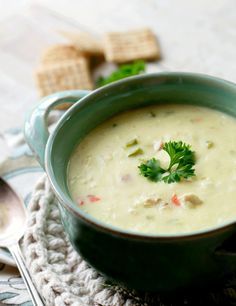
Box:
[45,71,236,241]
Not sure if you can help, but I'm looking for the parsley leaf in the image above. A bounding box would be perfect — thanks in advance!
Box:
[138,158,165,182]
[96,60,146,87]
[138,141,196,184]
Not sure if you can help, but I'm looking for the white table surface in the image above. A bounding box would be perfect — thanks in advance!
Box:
[0,0,235,135]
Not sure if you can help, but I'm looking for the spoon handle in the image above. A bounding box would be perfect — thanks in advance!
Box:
[9,244,45,306]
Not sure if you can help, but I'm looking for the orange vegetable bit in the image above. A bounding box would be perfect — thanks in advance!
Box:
[191,117,203,123]
[121,174,132,182]
[77,198,85,206]
[87,195,101,202]
[171,194,181,206]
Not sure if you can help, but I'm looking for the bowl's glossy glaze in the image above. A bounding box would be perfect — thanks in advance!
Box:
[25,73,236,291]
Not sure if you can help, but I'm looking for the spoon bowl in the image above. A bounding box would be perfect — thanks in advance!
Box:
[0,179,27,247]
[0,178,44,306]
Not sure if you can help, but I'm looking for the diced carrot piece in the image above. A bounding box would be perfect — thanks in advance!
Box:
[171,194,181,206]
[88,195,101,202]
[77,198,84,206]
[121,174,131,182]
[191,118,203,123]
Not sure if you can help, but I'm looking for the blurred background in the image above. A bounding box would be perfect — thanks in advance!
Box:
[0,0,235,161]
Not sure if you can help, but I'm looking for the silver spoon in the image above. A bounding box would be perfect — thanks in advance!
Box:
[0,178,44,306]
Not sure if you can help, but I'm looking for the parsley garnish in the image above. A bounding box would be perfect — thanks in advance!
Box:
[96,60,145,87]
[138,141,196,184]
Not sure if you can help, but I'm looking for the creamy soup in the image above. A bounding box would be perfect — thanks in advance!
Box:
[67,105,236,234]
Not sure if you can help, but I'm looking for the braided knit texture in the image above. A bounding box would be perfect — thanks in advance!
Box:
[22,175,236,306]
[22,175,145,306]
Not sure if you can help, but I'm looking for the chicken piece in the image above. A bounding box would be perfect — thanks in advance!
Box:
[143,197,162,207]
[181,194,203,208]
[153,139,163,152]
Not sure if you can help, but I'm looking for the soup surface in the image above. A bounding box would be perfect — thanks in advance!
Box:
[67,104,236,234]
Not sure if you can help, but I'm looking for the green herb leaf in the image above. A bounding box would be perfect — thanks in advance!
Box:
[96,60,146,87]
[149,110,156,118]
[138,141,196,184]
[138,158,165,182]
[206,140,214,149]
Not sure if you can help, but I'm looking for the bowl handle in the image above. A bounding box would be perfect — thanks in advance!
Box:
[24,90,90,169]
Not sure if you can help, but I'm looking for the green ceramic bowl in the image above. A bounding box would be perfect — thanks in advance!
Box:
[25,72,236,292]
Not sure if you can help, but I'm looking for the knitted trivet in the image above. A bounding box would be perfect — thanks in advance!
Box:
[22,175,236,306]
[22,175,146,306]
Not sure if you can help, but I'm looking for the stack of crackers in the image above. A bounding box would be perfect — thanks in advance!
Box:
[35,28,160,104]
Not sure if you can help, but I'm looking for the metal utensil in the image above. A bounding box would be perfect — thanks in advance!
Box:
[0,178,44,306]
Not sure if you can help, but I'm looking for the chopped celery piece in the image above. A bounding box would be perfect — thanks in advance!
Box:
[126,138,138,147]
[128,148,144,157]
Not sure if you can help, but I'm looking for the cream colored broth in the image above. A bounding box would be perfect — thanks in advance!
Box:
[67,105,236,234]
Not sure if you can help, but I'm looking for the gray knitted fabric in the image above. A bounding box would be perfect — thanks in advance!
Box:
[22,175,236,306]
[22,175,146,306]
